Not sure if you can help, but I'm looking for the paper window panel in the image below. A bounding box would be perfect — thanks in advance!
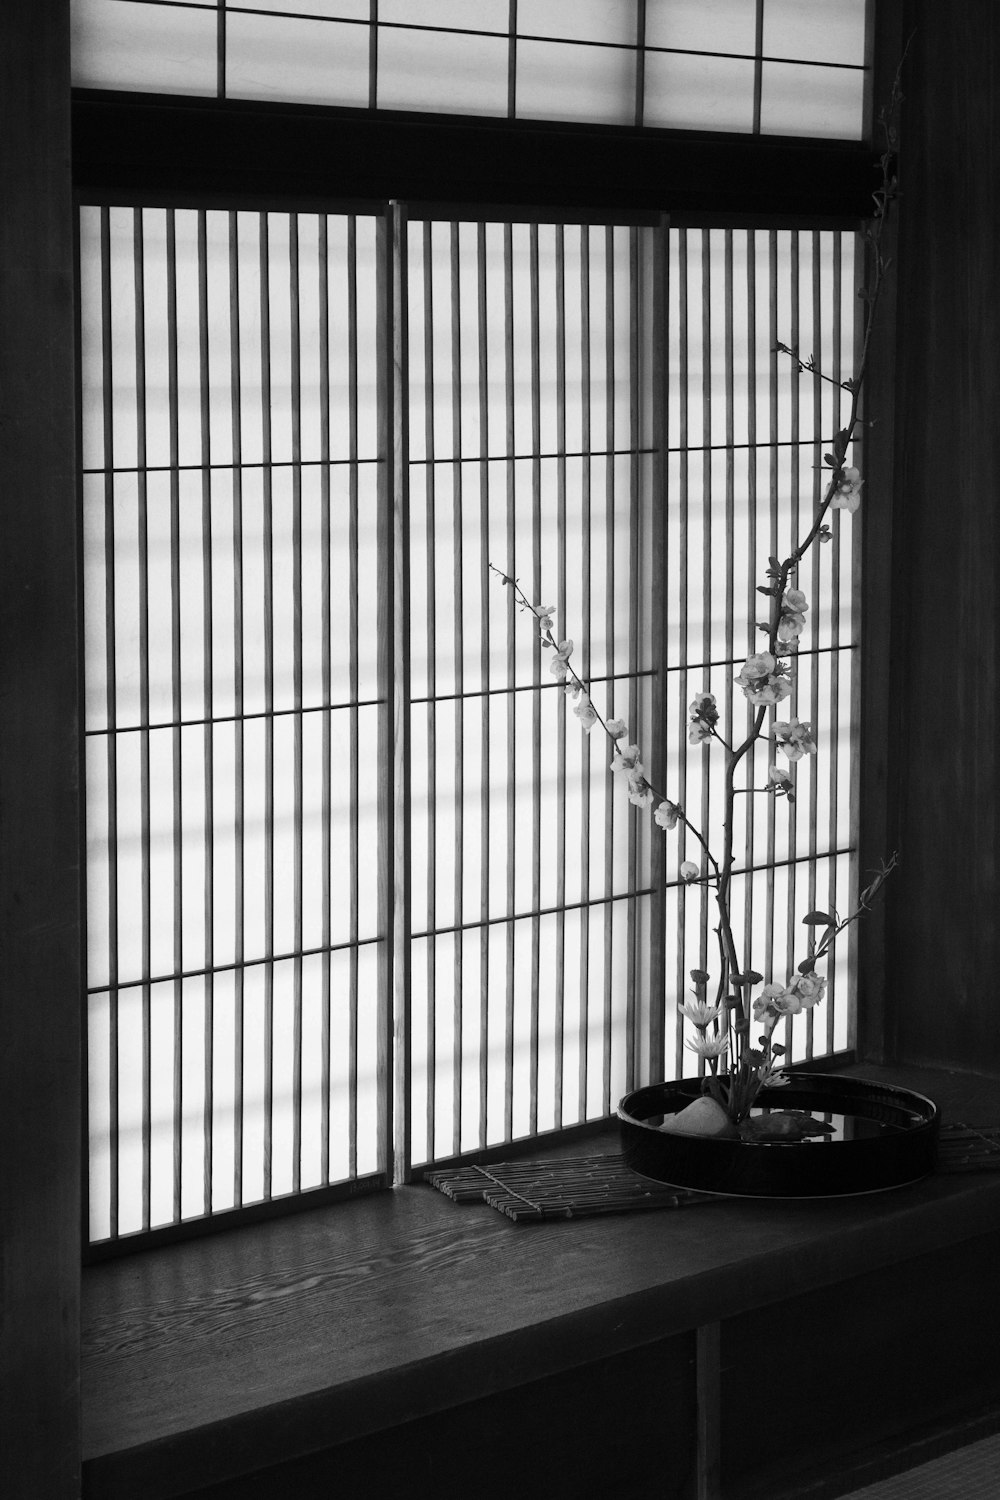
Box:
[515,38,637,126]
[760,60,866,139]
[643,49,756,132]
[644,0,758,57]
[71,0,218,94]
[517,0,638,47]
[377,25,509,115]
[762,0,867,66]
[379,0,509,30]
[225,12,371,106]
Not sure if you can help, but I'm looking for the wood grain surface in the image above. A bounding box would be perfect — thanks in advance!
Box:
[82,1065,1000,1498]
[879,2,1000,1072]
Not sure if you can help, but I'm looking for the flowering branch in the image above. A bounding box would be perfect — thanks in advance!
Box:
[490,57,906,1129]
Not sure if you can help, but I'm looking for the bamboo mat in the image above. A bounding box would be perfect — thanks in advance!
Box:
[426,1124,1000,1223]
[426,1153,709,1221]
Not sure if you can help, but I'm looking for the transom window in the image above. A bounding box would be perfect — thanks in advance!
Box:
[70,0,869,139]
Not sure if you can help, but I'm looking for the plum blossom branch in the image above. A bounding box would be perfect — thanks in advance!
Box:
[488,53,906,1125]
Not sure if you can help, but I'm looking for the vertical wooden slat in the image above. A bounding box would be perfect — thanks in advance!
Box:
[368,0,378,111]
[827,231,845,1055]
[229,210,246,1208]
[133,208,153,1232]
[348,215,360,1176]
[477,220,491,1149]
[289,212,304,1189]
[602,224,616,1112]
[625,225,640,1089]
[528,220,541,1134]
[216,0,226,99]
[198,208,216,1215]
[450,220,464,1155]
[764,229,779,997]
[723,231,736,791]
[743,231,759,1002]
[785,232,801,1047]
[722,229,736,989]
[422,220,437,1159]
[166,208,184,1222]
[752,0,765,136]
[388,202,411,1181]
[258,211,275,1199]
[647,214,669,1082]
[503,220,517,1141]
[578,223,592,1121]
[634,0,647,129]
[554,222,566,1130]
[100,206,120,1238]
[698,228,713,993]
[318,215,332,1183]
[506,0,518,119]
[807,230,824,1059]
[675,227,691,1080]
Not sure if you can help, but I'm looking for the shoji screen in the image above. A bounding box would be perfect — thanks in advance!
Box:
[81,207,387,1243]
[660,227,858,1081]
[404,218,655,1165]
[80,206,859,1247]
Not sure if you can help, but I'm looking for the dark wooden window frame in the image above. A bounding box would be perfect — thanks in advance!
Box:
[0,1,907,1487]
[73,88,886,1255]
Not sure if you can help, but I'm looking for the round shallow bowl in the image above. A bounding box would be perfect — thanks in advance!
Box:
[617,1074,939,1198]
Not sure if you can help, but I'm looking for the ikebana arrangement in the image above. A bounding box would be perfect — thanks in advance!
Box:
[492,68,906,1144]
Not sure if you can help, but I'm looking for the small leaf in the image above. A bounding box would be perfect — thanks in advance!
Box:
[823,453,836,466]
[756,584,775,596]
[768,555,781,572]
[802,910,835,927]
[797,957,816,974]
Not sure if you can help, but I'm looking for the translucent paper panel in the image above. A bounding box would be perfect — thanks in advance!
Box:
[762,0,867,65]
[227,1,370,16]
[665,228,858,453]
[377,26,508,116]
[380,0,509,28]
[81,205,386,1241]
[760,61,866,139]
[409,901,635,1163]
[71,0,218,95]
[82,203,862,1236]
[407,220,655,1162]
[644,0,757,55]
[226,12,371,106]
[643,50,756,132]
[661,225,859,1078]
[87,946,382,1241]
[518,0,638,46]
[516,39,637,125]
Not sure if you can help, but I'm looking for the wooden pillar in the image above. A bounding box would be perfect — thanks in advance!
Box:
[0,4,82,1495]
[879,2,1000,1070]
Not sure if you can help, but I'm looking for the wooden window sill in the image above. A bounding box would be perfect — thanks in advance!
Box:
[81,1064,1000,1499]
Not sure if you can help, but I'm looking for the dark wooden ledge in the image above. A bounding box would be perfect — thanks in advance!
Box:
[81,1064,1000,1499]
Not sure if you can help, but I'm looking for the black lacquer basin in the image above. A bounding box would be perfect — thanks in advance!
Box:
[617,1074,940,1198]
